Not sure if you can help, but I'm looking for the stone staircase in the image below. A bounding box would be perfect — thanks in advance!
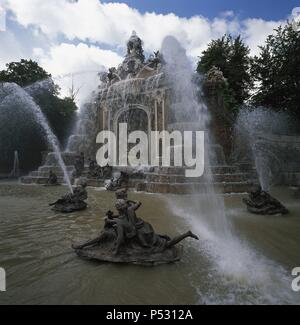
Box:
[21,155,254,195]
[21,160,147,188]
[136,165,254,194]
[21,165,75,185]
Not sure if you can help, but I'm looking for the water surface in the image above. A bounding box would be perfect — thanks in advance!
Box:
[0,182,299,304]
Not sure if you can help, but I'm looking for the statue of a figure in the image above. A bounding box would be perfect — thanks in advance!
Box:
[74,152,85,178]
[87,159,112,180]
[107,67,120,84]
[46,170,58,186]
[50,182,88,213]
[106,171,129,191]
[103,164,113,179]
[126,31,145,62]
[73,189,199,265]
[87,158,102,179]
[147,51,164,70]
[243,185,289,215]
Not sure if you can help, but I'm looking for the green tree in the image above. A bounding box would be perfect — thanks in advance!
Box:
[0,59,77,172]
[197,35,252,110]
[0,59,51,87]
[251,23,300,121]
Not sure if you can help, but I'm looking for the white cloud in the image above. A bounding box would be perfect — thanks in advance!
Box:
[242,18,284,56]
[34,42,123,104]
[0,30,24,69]
[36,42,122,76]
[4,0,285,56]
[0,0,293,103]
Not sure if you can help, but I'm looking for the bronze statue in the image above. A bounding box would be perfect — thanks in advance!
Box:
[74,152,85,178]
[87,158,102,179]
[106,171,129,191]
[46,170,59,186]
[87,159,113,180]
[243,185,289,215]
[73,189,199,265]
[50,182,88,213]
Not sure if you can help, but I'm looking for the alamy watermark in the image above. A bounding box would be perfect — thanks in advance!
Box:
[291,7,300,32]
[292,267,300,292]
[96,123,205,178]
[0,4,6,32]
[0,267,6,292]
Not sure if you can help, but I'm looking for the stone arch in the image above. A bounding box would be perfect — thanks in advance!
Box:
[113,104,151,135]
[113,105,152,163]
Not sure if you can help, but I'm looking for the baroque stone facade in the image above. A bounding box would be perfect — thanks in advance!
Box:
[22,32,255,194]
[97,32,168,149]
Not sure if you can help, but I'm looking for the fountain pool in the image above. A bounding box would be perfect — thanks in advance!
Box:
[0,181,299,305]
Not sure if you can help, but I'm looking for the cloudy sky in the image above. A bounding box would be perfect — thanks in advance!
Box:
[0,0,298,103]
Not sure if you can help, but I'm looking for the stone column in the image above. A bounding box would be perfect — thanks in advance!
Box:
[155,100,158,132]
[162,99,165,131]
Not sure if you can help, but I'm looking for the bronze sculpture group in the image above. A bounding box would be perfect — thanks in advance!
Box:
[243,185,289,216]
[87,159,112,180]
[47,157,292,266]
[72,188,199,265]
[105,171,129,191]
[49,181,88,213]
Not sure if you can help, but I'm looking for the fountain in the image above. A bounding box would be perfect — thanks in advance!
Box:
[233,106,300,215]
[9,151,20,178]
[50,180,88,213]
[73,189,199,265]
[233,106,300,190]
[242,185,289,215]
[21,32,253,195]
[161,35,231,236]
[0,82,73,192]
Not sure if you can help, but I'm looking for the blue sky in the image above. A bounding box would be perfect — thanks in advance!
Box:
[102,0,299,20]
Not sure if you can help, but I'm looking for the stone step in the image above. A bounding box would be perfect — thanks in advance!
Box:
[38,165,75,173]
[44,152,77,166]
[152,165,239,175]
[21,176,66,185]
[137,181,252,194]
[145,173,249,184]
[30,169,89,178]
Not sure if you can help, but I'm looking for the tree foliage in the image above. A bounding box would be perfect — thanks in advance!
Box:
[0,59,51,87]
[251,23,300,121]
[0,59,77,172]
[197,35,252,110]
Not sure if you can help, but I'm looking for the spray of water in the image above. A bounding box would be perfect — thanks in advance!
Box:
[233,106,298,191]
[161,37,295,303]
[0,82,73,192]
[10,151,20,178]
[161,36,230,237]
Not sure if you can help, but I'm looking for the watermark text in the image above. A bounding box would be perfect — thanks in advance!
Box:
[292,267,300,292]
[0,267,6,292]
[96,123,205,177]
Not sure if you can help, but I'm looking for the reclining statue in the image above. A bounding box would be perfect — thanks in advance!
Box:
[50,182,88,213]
[243,185,289,216]
[72,189,199,265]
